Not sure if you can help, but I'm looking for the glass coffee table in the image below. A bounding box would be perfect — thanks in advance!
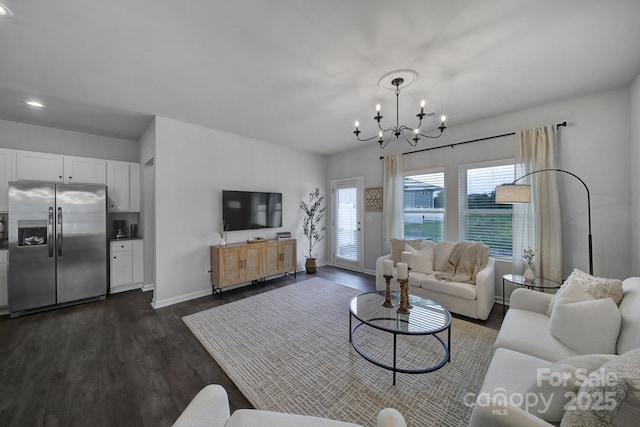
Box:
[349,291,451,385]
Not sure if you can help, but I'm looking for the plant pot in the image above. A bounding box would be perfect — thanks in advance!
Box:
[305,258,318,274]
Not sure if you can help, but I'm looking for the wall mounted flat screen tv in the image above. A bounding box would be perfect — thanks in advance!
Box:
[222,190,283,231]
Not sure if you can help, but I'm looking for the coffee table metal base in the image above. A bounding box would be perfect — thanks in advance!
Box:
[349,313,451,386]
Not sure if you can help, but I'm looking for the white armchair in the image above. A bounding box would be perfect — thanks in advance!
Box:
[173,384,407,427]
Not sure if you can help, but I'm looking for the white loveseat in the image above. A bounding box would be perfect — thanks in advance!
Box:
[173,384,407,427]
[470,275,640,426]
[375,240,495,320]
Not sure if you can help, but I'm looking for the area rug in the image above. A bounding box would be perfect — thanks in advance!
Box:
[182,277,497,427]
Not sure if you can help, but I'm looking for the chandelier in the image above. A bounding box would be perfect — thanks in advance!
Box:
[353,76,446,149]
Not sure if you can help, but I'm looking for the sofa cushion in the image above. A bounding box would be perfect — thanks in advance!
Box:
[617,277,640,354]
[390,238,423,266]
[226,409,363,427]
[404,243,434,274]
[434,241,456,271]
[549,298,621,355]
[561,348,640,427]
[523,353,615,422]
[493,308,578,362]
[547,269,623,316]
[474,348,552,407]
[418,275,477,301]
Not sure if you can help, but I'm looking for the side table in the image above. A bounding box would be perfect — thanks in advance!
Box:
[502,274,561,317]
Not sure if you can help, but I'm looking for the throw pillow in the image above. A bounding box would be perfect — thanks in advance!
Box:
[390,238,422,266]
[523,354,615,422]
[561,348,640,427]
[403,243,434,274]
[549,298,621,355]
[547,269,624,316]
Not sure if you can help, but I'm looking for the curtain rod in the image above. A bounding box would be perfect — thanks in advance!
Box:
[379,121,567,160]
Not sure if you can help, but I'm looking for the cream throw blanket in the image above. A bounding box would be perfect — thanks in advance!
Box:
[436,241,490,284]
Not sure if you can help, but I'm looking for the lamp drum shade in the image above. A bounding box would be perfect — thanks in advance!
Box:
[495,184,532,204]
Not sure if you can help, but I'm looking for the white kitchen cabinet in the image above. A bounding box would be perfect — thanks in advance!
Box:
[107,161,140,212]
[0,250,8,307]
[15,151,108,185]
[15,151,64,182]
[0,149,13,211]
[110,239,144,293]
[63,156,107,185]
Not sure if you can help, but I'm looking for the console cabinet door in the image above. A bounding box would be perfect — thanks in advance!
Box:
[263,242,280,277]
[243,245,263,281]
[279,240,297,272]
[219,247,242,287]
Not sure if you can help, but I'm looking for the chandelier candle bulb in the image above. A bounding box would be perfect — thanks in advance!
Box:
[397,262,409,280]
[382,259,393,276]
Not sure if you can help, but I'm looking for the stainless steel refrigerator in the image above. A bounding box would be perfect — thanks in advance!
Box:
[8,182,107,316]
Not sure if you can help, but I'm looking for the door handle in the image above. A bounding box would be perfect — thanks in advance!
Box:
[48,207,54,258]
[57,207,63,257]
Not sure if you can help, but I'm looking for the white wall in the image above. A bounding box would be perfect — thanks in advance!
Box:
[151,116,327,308]
[0,119,139,162]
[328,88,633,295]
[632,73,640,277]
[139,118,156,290]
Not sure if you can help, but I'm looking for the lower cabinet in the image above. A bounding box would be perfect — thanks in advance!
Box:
[210,239,296,293]
[110,239,144,294]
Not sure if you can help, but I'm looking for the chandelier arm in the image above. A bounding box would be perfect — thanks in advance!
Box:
[399,129,418,147]
[355,133,384,142]
[379,132,395,149]
[417,129,445,139]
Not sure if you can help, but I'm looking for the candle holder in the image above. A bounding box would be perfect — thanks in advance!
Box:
[406,268,413,309]
[382,274,394,307]
[397,278,410,314]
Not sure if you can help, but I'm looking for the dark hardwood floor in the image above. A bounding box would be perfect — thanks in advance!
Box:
[0,267,504,426]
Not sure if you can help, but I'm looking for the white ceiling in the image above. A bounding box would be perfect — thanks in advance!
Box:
[1,0,639,155]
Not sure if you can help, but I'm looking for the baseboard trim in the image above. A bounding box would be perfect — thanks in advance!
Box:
[363,268,375,276]
[152,288,212,309]
[141,283,155,292]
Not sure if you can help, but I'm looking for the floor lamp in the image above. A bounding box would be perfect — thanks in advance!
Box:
[495,168,593,275]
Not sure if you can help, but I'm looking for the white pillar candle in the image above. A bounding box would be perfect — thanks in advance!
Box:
[401,251,412,268]
[397,262,408,280]
[383,259,393,276]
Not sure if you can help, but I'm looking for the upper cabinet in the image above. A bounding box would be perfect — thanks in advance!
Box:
[107,161,140,212]
[63,156,107,185]
[3,150,140,213]
[15,151,64,182]
[0,149,13,211]
[15,151,107,185]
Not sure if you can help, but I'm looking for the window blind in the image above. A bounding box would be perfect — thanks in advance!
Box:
[460,163,514,257]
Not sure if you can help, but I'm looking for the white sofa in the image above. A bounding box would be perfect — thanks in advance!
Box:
[469,276,640,426]
[173,384,407,427]
[375,240,495,320]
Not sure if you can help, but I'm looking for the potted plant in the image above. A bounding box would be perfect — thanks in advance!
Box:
[300,187,326,273]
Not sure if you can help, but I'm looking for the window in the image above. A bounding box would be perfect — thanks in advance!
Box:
[459,162,514,257]
[403,171,445,241]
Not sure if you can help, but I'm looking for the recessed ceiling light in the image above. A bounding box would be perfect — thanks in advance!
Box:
[25,100,46,108]
[0,3,14,17]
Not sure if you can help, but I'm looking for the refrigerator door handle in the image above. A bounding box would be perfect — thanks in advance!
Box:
[57,207,63,257]
[48,207,54,258]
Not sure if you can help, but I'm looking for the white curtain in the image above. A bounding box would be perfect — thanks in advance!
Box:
[513,126,562,282]
[383,154,404,253]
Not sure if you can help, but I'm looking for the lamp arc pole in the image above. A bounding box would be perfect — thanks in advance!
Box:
[512,168,592,275]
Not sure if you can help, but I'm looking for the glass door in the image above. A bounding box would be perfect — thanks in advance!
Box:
[332,178,363,271]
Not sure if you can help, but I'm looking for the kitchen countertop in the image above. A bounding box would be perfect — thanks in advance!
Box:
[109,237,143,242]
